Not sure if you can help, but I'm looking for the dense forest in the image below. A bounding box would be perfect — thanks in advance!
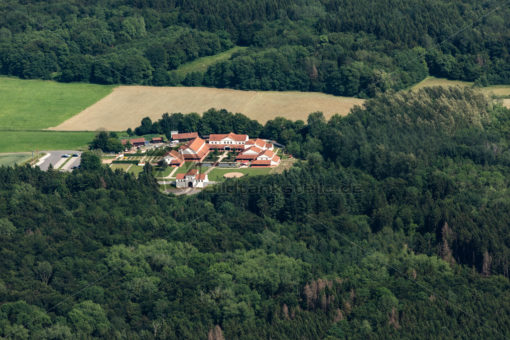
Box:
[0,0,509,96]
[2,87,510,338]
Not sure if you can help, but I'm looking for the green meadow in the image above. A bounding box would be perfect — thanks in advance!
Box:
[0,76,113,130]
[207,167,272,181]
[174,47,246,78]
[0,131,96,153]
[0,152,32,166]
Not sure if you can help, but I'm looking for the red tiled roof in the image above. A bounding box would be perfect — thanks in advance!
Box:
[186,169,199,176]
[130,138,146,144]
[236,153,258,160]
[197,144,210,158]
[165,150,182,158]
[273,155,280,163]
[164,150,184,165]
[186,137,206,153]
[208,144,244,149]
[209,132,248,142]
[258,149,275,158]
[246,138,266,148]
[237,146,263,160]
[197,174,207,180]
[151,137,163,142]
[122,138,146,145]
[251,160,271,166]
[265,142,273,149]
[176,174,185,180]
[172,132,198,140]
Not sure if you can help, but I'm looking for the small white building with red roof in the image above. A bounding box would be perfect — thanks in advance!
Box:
[163,150,184,166]
[175,169,209,188]
[179,137,210,162]
[171,132,199,141]
[236,146,263,161]
[237,147,280,167]
[208,132,249,150]
[244,138,274,151]
[121,137,147,148]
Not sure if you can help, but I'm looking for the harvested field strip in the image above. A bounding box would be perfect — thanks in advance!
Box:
[50,86,365,131]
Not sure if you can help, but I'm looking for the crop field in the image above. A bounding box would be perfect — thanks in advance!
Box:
[0,153,32,166]
[51,86,365,131]
[0,131,95,153]
[0,76,113,130]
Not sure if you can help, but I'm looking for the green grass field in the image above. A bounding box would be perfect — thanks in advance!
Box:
[154,166,175,178]
[110,163,131,171]
[0,76,113,130]
[0,153,32,166]
[207,167,272,181]
[127,165,143,177]
[174,47,246,78]
[174,161,196,175]
[0,131,95,152]
[411,77,510,98]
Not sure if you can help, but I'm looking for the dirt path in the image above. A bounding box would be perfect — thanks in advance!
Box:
[204,151,228,175]
[161,166,179,179]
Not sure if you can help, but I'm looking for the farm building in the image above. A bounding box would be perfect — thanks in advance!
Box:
[163,150,184,166]
[208,132,248,150]
[236,141,280,167]
[151,137,164,143]
[236,146,263,161]
[251,149,280,167]
[176,169,209,188]
[179,137,210,162]
[121,137,146,147]
[245,138,273,150]
[171,132,198,141]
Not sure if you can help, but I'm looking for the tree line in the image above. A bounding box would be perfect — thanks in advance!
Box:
[0,0,508,96]
[3,87,508,337]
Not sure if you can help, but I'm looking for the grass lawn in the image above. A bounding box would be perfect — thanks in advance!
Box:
[174,162,196,175]
[0,76,114,130]
[174,47,246,78]
[0,153,32,166]
[154,166,175,178]
[128,165,143,177]
[208,167,272,182]
[110,163,131,171]
[0,131,96,152]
